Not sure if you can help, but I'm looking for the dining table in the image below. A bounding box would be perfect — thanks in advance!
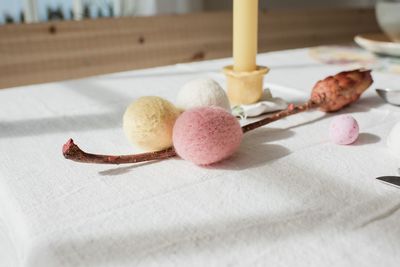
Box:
[0,46,399,267]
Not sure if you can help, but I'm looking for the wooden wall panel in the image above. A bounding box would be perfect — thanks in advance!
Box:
[0,8,380,89]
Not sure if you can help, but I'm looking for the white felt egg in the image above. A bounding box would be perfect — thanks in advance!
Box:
[176,78,231,111]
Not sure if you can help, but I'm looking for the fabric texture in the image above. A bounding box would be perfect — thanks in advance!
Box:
[0,48,400,267]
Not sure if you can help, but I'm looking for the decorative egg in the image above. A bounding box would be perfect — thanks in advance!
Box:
[123,96,180,151]
[176,78,231,111]
[173,106,243,165]
[329,114,359,145]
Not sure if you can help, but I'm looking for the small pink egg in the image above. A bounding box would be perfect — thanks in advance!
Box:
[329,115,359,145]
[173,106,243,165]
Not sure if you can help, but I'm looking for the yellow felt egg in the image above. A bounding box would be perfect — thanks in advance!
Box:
[123,96,180,151]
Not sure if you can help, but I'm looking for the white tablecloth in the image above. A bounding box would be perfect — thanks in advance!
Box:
[1,48,399,267]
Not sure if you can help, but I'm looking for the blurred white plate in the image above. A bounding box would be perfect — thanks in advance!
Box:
[355,33,400,57]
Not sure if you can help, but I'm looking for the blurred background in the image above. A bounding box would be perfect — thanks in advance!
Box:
[0,0,386,89]
[0,0,377,24]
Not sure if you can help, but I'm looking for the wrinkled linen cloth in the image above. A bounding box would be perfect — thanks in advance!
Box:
[232,89,288,118]
[0,48,399,267]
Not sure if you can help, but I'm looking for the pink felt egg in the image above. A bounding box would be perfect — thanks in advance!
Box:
[329,115,359,145]
[173,106,243,165]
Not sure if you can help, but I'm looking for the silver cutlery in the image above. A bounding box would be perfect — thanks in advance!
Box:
[376,88,400,106]
[376,176,400,189]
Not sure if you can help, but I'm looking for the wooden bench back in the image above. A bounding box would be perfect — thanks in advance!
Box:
[0,8,380,89]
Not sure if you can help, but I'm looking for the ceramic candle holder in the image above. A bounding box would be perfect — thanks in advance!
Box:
[223,65,269,106]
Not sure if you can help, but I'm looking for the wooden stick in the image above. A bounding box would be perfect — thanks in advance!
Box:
[242,101,318,133]
[63,139,177,165]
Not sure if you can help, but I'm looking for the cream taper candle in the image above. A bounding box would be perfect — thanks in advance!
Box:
[233,0,258,72]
